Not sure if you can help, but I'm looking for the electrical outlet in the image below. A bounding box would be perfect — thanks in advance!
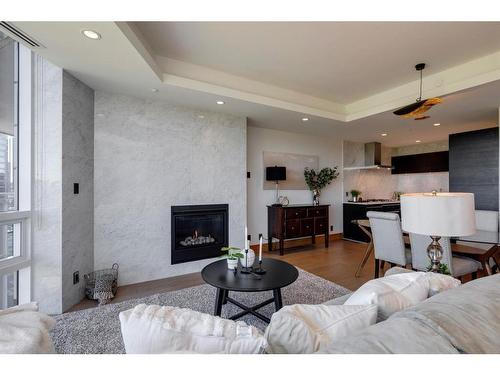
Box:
[73,271,79,285]
[73,183,79,194]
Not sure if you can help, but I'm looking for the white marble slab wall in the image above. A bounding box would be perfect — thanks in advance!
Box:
[93,92,247,286]
[61,72,94,311]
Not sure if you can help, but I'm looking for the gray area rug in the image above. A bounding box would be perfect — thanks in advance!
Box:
[51,269,350,354]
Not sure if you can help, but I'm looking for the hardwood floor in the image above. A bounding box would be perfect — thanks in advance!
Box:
[68,238,373,312]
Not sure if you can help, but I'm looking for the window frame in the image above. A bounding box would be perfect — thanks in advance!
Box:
[0,38,32,306]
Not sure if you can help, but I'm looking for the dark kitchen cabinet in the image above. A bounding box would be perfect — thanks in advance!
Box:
[391,151,449,174]
[343,203,401,243]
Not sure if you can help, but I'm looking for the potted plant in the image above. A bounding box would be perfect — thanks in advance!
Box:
[220,246,244,269]
[350,189,362,202]
[304,167,339,205]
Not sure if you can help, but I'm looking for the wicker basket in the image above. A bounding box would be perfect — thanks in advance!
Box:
[84,263,119,300]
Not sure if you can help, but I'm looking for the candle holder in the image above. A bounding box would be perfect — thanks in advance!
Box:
[253,260,266,275]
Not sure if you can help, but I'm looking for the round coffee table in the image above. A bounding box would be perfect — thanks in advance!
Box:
[201,258,299,323]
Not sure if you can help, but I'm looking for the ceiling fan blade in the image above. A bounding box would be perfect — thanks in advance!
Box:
[393,101,425,116]
[393,97,443,118]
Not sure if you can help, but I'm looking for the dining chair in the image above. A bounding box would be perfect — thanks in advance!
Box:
[409,233,482,280]
[456,210,499,274]
[367,211,412,278]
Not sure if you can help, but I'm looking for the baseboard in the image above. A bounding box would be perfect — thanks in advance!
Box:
[250,233,342,252]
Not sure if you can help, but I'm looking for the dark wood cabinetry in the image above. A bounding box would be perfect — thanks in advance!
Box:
[267,204,330,255]
[391,151,449,174]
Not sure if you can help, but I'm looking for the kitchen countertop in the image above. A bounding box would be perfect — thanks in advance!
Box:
[343,200,400,205]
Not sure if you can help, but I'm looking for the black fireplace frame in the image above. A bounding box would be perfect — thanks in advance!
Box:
[171,204,229,265]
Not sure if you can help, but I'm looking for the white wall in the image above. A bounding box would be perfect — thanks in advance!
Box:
[94,92,247,286]
[247,126,343,243]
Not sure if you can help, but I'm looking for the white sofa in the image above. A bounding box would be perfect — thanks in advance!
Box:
[119,268,500,354]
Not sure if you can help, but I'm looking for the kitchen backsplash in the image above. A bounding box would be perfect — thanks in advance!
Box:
[343,168,449,200]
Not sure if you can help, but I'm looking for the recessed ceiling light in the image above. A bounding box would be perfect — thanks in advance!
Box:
[151,88,159,93]
[96,113,105,118]
[216,100,225,105]
[433,123,441,127]
[82,30,101,40]
[381,133,387,137]
[416,140,422,143]
[301,117,309,122]
[198,115,205,119]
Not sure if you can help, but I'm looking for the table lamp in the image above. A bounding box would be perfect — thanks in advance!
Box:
[266,166,286,206]
[401,191,476,272]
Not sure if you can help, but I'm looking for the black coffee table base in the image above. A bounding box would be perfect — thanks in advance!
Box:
[214,287,283,324]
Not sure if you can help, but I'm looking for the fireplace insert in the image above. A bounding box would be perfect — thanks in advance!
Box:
[171,204,229,264]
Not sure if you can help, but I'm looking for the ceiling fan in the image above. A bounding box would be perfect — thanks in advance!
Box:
[393,63,442,120]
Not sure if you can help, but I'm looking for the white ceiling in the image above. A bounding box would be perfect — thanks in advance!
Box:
[136,22,500,103]
[6,21,500,147]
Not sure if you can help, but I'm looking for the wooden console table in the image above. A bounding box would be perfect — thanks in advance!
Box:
[267,204,330,255]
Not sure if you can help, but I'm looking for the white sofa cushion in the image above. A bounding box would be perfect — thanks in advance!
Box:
[119,304,267,354]
[0,302,56,354]
[264,304,377,354]
[344,272,430,321]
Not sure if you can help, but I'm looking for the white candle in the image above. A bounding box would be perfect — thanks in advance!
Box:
[259,234,263,262]
[245,226,248,250]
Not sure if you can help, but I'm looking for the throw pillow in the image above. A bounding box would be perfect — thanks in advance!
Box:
[264,304,377,354]
[119,304,267,354]
[344,272,430,321]
[0,302,56,354]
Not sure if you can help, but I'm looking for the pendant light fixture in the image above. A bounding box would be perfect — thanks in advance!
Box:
[393,63,442,120]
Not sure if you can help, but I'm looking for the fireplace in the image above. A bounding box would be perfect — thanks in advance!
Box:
[171,204,229,264]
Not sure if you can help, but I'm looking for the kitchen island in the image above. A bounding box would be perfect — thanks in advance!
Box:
[343,200,400,242]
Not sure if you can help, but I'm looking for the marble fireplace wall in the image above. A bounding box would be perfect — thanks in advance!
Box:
[93,92,247,286]
[32,59,94,314]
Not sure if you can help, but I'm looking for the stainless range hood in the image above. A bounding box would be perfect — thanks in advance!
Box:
[343,142,392,170]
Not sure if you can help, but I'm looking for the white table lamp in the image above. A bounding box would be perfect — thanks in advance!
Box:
[401,192,476,272]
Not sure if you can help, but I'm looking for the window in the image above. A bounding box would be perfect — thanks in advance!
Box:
[0,30,31,308]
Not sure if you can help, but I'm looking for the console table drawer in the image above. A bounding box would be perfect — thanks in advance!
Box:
[314,217,328,234]
[286,208,307,219]
[307,207,328,218]
[301,218,314,236]
[285,219,301,238]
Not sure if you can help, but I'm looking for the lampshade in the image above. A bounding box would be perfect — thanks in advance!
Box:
[401,192,476,237]
[266,166,286,181]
